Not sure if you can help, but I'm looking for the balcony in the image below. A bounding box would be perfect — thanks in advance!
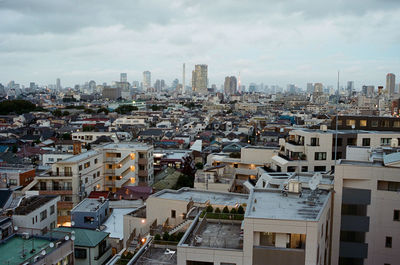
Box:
[341,215,370,232]
[253,246,305,265]
[40,189,73,196]
[57,201,73,210]
[138,158,147,164]
[94,245,112,261]
[339,242,368,259]
[285,142,305,153]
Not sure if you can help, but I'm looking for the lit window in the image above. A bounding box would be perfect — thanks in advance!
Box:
[360,120,367,127]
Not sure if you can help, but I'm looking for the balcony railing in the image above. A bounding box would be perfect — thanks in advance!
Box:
[287,140,304,146]
[94,246,112,260]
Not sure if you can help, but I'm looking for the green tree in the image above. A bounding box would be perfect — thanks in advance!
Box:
[162,232,170,241]
[222,206,229,213]
[0,100,37,115]
[195,162,204,169]
[114,105,138,114]
[214,207,221,213]
[61,133,72,140]
[205,205,213,213]
[237,205,245,214]
[53,109,62,117]
[97,107,109,114]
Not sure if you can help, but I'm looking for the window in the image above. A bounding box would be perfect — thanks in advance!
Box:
[107,164,112,169]
[383,120,390,127]
[139,153,144,159]
[50,205,55,215]
[40,210,47,221]
[85,177,88,183]
[32,217,34,225]
[310,137,319,146]
[385,236,392,248]
[394,210,400,221]
[84,216,95,224]
[362,138,370,147]
[78,165,82,171]
[171,210,176,218]
[314,166,326,172]
[9,179,17,185]
[371,120,378,127]
[74,248,87,259]
[378,180,400,192]
[84,162,90,168]
[94,158,98,164]
[93,173,96,179]
[346,119,356,126]
[314,152,327,160]
[301,166,308,172]
[108,176,112,180]
[347,138,356,145]
[381,138,391,145]
[394,121,400,128]
[97,171,100,177]
[359,120,367,127]
[49,158,54,162]
[260,232,276,246]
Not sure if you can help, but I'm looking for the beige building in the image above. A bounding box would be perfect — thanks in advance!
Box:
[177,182,332,265]
[331,155,400,265]
[192,64,208,94]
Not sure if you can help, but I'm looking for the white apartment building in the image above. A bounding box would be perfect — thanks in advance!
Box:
[13,195,60,235]
[111,116,147,128]
[41,152,73,166]
[101,143,154,192]
[176,177,333,265]
[71,131,131,144]
[331,155,400,265]
[273,128,400,173]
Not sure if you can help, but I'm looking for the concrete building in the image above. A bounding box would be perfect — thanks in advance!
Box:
[143,71,151,90]
[192,64,208,94]
[102,86,121,100]
[177,175,333,265]
[72,131,131,144]
[386,73,396,97]
[120,73,127,83]
[224,76,237,96]
[55,227,112,265]
[0,165,35,188]
[331,156,400,265]
[13,195,60,235]
[71,198,109,229]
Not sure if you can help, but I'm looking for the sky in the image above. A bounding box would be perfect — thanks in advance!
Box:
[0,0,399,89]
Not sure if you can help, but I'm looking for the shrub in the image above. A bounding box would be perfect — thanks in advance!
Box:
[222,206,229,213]
[177,232,185,240]
[237,205,245,214]
[214,207,221,213]
[154,234,161,241]
[169,234,176,242]
[162,232,169,241]
[205,205,213,213]
[230,208,237,214]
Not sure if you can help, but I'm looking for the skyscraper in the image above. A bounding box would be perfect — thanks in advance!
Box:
[306,83,314,93]
[224,76,237,96]
[386,73,396,97]
[347,81,354,96]
[120,73,127,83]
[191,64,208,94]
[182,63,186,94]
[143,71,151,90]
[56,78,61,90]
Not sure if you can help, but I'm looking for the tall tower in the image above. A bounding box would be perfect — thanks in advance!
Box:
[120,73,127,83]
[191,64,208,94]
[182,63,185,94]
[238,72,241,93]
[56,78,61,90]
[386,73,396,97]
[143,71,151,90]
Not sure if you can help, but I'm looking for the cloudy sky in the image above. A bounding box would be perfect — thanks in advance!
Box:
[0,0,399,89]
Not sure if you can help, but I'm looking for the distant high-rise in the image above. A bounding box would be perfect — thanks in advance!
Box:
[182,63,186,93]
[306,83,314,93]
[314,83,323,93]
[347,81,354,96]
[143,71,151,90]
[192,64,208,94]
[56,78,61,90]
[120,73,127,83]
[386,73,396,96]
[88,80,96,94]
[224,76,237,96]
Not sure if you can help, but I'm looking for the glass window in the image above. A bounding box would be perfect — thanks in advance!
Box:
[359,120,367,127]
[371,120,378,127]
[362,138,370,146]
[314,152,327,160]
[394,121,400,128]
[50,205,55,215]
[381,138,391,145]
[74,248,87,259]
[346,119,356,126]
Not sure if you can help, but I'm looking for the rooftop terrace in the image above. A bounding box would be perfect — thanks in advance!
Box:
[72,198,107,212]
[152,188,248,206]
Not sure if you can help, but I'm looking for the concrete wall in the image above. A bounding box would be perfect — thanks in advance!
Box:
[241,147,278,165]
[253,246,305,265]
[178,246,244,265]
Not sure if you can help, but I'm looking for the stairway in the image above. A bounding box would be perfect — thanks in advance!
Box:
[168,219,192,235]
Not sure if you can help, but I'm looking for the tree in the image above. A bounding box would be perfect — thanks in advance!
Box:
[97,107,109,114]
[195,162,204,170]
[162,232,170,241]
[61,133,72,140]
[205,205,213,213]
[0,100,37,115]
[174,174,194,189]
[222,206,229,213]
[114,105,138,114]
[62,111,70,116]
[230,208,237,214]
[237,205,245,214]
[214,207,221,213]
[229,152,241,158]
[84,108,94,114]
[53,109,63,117]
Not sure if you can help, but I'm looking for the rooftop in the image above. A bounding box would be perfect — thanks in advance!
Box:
[54,227,109,247]
[103,208,136,240]
[0,236,52,265]
[152,188,248,206]
[135,246,177,264]
[183,219,242,250]
[72,198,107,212]
[14,195,58,215]
[245,188,331,221]
[100,142,151,151]
[60,150,100,163]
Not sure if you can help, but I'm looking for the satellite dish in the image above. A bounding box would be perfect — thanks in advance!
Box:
[71,221,75,226]
[64,235,70,241]
[14,226,18,231]
[41,250,46,256]
[309,173,322,191]
[49,242,55,248]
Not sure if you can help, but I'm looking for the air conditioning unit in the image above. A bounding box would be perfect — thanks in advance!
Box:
[22,232,30,240]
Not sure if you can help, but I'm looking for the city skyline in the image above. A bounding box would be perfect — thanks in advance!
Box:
[0,0,400,87]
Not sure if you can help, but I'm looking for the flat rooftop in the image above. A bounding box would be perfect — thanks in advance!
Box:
[101,142,151,150]
[246,189,330,221]
[0,236,51,265]
[14,195,58,215]
[184,220,242,250]
[135,246,177,265]
[152,188,248,206]
[60,150,100,163]
[72,198,107,212]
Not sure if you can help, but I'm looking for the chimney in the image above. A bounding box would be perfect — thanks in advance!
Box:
[73,141,82,155]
